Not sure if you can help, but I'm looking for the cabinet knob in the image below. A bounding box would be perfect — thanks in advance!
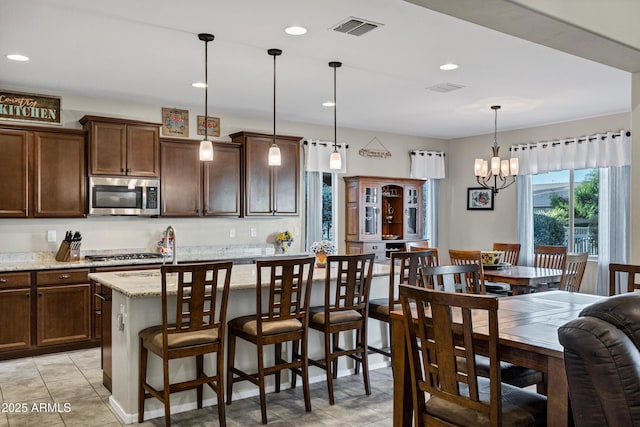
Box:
[58,274,71,280]
[0,278,6,283]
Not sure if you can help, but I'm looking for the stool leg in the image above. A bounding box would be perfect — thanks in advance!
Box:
[196,355,203,409]
[301,333,312,413]
[332,332,339,379]
[138,338,147,423]
[325,329,335,405]
[163,355,171,426]
[216,350,226,426]
[275,342,282,393]
[257,341,268,424]
[290,339,299,388]
[226,331,236,405]
[359,326,371,396]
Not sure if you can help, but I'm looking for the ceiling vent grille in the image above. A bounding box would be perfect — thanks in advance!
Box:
[332,17,382,36]
[426,82,466,93]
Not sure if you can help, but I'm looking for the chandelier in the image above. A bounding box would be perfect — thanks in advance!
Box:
[473,105,519,194]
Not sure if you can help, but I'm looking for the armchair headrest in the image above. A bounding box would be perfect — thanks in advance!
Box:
[580,293,640,350]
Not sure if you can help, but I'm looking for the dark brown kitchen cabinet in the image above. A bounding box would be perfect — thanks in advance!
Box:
[231,131,301,216]
[0,272,31,352]
[0,125,86,218]
[160,138,241,217]
[80,115,160,177]
[36,269,91,347]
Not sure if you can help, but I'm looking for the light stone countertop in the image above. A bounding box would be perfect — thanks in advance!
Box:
[89,262,392,298]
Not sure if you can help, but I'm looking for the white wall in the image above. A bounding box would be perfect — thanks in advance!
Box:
[0,92,444,254]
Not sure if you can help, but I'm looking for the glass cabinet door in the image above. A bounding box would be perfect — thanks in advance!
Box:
[363,186,379,237]
[404,186,420,237]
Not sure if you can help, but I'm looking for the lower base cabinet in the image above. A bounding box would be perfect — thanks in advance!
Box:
[37,284,91,346]
[0,289,31,351]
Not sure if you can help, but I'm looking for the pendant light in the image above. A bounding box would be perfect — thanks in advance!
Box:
[473,105,519,194]
[267,48,282,166]
[329,61,342,170]
[198,33,214,161]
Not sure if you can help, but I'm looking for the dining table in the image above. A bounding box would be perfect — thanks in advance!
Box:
[391,290,606,427]
[484,265,564,295]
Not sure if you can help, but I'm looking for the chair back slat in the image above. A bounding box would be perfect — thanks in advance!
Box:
[448,250,486,294]
[609,263,640,295]
[161,262,233,336]
[492,242,520,266]
[560,253,588,292]
[400,285,501,424]
[534,245,567,270]
[257,257,314,325]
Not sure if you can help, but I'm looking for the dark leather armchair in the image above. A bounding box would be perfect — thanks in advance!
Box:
[558,293,640,427]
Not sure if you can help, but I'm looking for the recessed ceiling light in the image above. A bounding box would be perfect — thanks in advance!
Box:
[192,82,207,88]
[322,101,335,107]
[439,63,458,71]
[284,26,308,36]
[7,54,29,62]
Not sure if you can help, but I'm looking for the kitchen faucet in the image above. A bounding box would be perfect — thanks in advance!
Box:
[163,225,177,265]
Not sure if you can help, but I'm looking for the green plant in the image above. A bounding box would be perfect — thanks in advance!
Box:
[275,231,293,242]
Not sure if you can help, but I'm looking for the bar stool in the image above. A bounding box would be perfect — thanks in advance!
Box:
[226,256,315,425]
[138,262,233,427]
[307,253,375,405]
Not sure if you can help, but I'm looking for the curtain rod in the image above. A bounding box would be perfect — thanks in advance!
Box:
[511,130,631,151]
[302,140,349,149]
[410,150,446,157]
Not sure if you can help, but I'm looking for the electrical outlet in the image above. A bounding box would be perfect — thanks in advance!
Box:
[250,227,257,237]
[47,230,56,242]
[229,228,236,238]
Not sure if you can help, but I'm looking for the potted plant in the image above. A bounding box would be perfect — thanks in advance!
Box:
[310,240,337,267]
[275,231,294,253]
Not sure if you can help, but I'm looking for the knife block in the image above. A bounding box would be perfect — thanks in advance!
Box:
[55,241,81,262]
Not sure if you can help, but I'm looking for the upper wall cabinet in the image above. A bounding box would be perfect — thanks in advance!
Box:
[80,115,160,177]
[0,126,86,218]
[230,131,301,216]
[160,139,242,217]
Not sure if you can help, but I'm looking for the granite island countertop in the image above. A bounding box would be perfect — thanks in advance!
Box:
[89,262,392,298]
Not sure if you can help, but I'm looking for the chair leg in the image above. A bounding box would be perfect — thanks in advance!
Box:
[324,329,335,405]
[359,327,371,396]
[290,339,299,388]
[275,342,282,393]
[257,342,268,424]
[216,352,227,426]
[196,354,203,409]
[301,334,312,413]
[332,332,339,379]
[138,338,147,423]
[163,355,171,427]
[226,331,236,405]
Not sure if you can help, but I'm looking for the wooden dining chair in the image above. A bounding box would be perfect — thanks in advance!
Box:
[399,285,547,427]
[368,250,435,358]
[226,256,314,424]
[534,245,567,269]
[420,264,546,392]
[559,252,588,292]
[409,246,440,266]
[609,263,640,295]
[448,249,511,295]
[307,253,375,405]
[138,262,233,427]
[404,241,430,252]
[493,242,521,266]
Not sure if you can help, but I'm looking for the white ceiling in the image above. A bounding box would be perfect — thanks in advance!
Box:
[0,0,631,140]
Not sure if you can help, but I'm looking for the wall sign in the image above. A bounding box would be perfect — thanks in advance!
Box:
[197,115,220,137]
[0,90,61,124]
[161,107,189,137]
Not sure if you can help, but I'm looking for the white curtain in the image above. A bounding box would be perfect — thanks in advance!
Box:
[410,150,446,179]
[516,175,534,266]
[305,172,324,250]
[511,130,631,174]
[426,180,439,246]
[597,166,631,295]
[304,139,347,174]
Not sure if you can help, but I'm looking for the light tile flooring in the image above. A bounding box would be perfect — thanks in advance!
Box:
[0,348,393,426]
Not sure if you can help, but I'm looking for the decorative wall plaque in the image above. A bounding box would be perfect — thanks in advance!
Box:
[358,136,391,159]
[197,115,220,137]
[0,90,61,124]
[161,107,189,137]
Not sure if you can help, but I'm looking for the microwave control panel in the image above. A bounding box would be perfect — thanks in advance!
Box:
[147,187,158,209]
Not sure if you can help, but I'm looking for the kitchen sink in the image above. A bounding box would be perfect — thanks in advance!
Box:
[115,271,161,278]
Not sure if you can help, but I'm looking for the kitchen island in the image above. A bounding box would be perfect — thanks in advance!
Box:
[89,261,392,424]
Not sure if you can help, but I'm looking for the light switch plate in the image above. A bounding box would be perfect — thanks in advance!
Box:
[250,227,257,237]
[47,230,56,242]
[229,228,236,238]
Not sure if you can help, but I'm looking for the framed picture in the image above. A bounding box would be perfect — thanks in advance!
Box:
[467,187,494,210]
[197,115,220,137]
[161,107,189,137]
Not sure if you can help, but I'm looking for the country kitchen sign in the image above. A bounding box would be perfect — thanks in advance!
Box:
[0,90,61,124]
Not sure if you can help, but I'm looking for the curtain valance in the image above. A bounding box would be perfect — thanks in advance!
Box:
[303,139,348,174]
[409,150,446,179]
[510,130,630,175]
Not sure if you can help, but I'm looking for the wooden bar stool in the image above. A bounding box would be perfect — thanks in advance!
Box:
[226,256,315,425]
[307,253,375,405]
[138,262,233,427]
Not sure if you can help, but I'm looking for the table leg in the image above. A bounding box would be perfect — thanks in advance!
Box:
[546,356,570,427]
[392,315,413,427]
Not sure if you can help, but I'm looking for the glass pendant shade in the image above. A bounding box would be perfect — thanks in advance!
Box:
[329,151,342,170]
[199,139,214,161]
[268,143,281,166]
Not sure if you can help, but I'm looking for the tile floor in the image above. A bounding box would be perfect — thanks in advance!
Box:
[0,348,393,426]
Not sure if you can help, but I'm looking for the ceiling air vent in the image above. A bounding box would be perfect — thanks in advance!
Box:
[332,17,382,36]
[426,82,466,93]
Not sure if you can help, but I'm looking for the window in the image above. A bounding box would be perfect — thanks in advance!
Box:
[320,172,335,240]
[304,171,337,249]
[532,169,598,256]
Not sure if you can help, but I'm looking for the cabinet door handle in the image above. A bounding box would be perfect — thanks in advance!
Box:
[58,274,71,280]
[0,278,7,283]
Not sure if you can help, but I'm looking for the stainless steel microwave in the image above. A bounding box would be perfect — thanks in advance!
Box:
[89,177,160,216]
